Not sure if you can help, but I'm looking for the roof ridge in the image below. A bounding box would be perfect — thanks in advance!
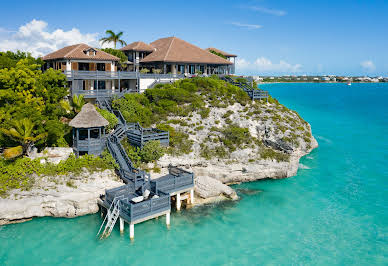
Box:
[164,37,175,61]
[63,43,84,58]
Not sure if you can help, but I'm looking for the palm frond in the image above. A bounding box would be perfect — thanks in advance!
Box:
[3,146,23,159]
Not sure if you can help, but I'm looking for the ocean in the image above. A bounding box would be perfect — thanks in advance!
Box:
[1,83,387,265]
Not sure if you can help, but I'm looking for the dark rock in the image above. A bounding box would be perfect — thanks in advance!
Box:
[263,139,293,154]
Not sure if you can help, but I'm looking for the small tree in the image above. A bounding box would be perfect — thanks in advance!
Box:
[139,140,165,162]
[99,30,127,49]
[152,69,162,74]
[1,118,47,158]
[71,95,85,113]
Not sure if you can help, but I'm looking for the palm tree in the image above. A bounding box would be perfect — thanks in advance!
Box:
[1,118,47,159]
[99,30,127,49]
[71,95,85,113]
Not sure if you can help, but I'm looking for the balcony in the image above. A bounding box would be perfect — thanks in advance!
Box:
[64,70,185,80]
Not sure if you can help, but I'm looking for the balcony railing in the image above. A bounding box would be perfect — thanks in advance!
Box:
[64,70,185,80]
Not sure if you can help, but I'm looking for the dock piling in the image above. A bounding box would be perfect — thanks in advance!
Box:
[166,212,170,226]
[120,218,124,233]
[176,193,181,211]
[130,224,134,240]
[190,189,194,204]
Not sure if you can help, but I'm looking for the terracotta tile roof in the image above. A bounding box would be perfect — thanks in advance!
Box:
[42,43,120,61]
[206,47,237,57]
[140,37,233,65]
[120,41,155,52]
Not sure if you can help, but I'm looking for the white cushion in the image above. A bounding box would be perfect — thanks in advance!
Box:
[131,196,144,203]
[143,189,150,199]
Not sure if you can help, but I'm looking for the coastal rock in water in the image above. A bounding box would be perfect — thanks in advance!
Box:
[0,169,123,225]
[195,175,238,200]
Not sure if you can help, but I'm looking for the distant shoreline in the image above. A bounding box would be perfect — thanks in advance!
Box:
[258,81,386,84]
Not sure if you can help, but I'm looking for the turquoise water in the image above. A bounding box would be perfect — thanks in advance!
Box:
[1,83,387,265]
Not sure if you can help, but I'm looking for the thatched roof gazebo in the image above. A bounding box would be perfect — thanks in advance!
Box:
[69,103,109,156]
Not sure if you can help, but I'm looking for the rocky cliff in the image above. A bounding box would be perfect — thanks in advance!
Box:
[0,98,317,225]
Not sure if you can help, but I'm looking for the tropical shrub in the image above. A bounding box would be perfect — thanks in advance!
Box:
[96,107,118,131]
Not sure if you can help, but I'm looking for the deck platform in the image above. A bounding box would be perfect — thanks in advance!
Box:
[126,122,169,148]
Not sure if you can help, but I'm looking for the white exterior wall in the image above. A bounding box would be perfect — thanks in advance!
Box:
[66,60,71,71]
[139,77,183,93]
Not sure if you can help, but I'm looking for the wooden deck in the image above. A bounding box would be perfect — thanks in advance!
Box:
[95,98,194,239]
[126,122,169,148]
[221,76,269,100]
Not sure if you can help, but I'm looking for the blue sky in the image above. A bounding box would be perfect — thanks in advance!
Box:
[0,0,387,76]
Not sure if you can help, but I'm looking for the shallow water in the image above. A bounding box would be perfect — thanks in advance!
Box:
[1,83,387,265]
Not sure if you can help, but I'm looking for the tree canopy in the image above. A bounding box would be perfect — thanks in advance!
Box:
[0,55,71,149]
[100,30,127,49]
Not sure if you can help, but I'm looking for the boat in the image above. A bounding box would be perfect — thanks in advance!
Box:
[347,82,351,86]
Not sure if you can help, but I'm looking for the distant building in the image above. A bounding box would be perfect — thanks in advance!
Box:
[42,37,235,97]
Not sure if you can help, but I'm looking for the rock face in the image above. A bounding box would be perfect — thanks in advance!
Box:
[195,175,238,200]
[153,100,318,201]
[0,169,123,225]
[0,99,319,225]
[29,147,74,164]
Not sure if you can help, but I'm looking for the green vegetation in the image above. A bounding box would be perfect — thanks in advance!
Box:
[100,48,127,63]
[259,143,290,162]
[0,118,48,159]
[112,76,250,155]
[0,55,71,152]
[208,50,227,59]
[96,107,118,131]
[99,30,127,49]
[0,51,43,70]
[0,153,116,196]
[122,140,165,168]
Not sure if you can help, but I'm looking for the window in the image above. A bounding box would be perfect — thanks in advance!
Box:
[79,63,89,71]
[79,129,88,140]
[90,129,100,139]
[94,80,106,90]
[189,65,195,74]
[178,65,185,74]
[97,63,105,71]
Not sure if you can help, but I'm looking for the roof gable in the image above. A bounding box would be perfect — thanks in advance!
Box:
[42,44,120,61]
[140,37,232,65]
[120,41,154,52]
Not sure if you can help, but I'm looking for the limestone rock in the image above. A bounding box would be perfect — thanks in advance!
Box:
[0,169,123,225]
[195,175,238,200]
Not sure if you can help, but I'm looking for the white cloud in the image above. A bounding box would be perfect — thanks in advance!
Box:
[360,60,375,72]
[0,19,111,57]
[236,57,302,74]
[230,22,262,30]
[248,6,287,16]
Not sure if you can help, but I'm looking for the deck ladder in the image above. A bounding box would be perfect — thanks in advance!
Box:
[97,197,121,239]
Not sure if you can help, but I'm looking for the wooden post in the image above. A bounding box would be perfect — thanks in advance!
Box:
[176,193,181,211]
[166,212,170,227]
[129,224,134,240]
[120,218,124,233]
[190,189,194,204]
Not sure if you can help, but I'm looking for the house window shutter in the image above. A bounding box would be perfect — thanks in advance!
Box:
[106,63,111,71]
[90,63,96,71]
[72,62,78,71]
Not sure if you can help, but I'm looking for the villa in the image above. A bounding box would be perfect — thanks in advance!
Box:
[42,36,236,98]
